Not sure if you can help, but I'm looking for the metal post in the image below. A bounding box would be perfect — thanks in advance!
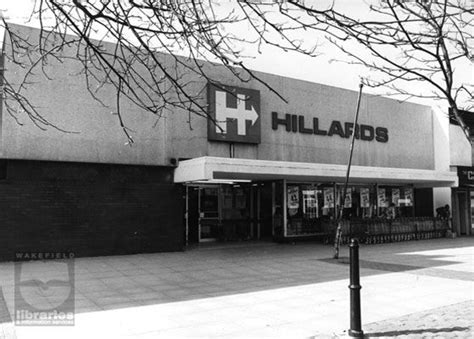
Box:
[257,185,261,239]
[283,179,287,238]
[185,185,189,247]
[333,83,364,259]
[349,238,364,338]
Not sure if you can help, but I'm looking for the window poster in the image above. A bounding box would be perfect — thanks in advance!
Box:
[323,188,334,208]
[378,188,388,208]
[404,188,413,206]
[392,188,400,206]
[302,190,317,209]
[360,188,370,208]
[344,188,352,208]
[303,190,318,218]
[287,186,299,210]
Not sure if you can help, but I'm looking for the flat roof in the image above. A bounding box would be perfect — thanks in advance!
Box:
[173,157,458,187]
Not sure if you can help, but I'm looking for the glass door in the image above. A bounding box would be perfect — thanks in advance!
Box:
[198,187,220,242]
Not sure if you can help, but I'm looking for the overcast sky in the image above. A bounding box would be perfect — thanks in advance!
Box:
[1,0,472,109]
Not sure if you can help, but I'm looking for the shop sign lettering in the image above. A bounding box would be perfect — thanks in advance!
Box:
[457,166,474,187]
[271,112,389,143]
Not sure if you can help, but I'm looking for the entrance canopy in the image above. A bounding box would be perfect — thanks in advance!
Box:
[174,156,458,187]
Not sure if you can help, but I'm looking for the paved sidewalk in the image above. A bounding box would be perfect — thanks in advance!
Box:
[362,300,473,338]
[0,237,472,338]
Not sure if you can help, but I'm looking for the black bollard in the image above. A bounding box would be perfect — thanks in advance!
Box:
[349,238,364,338]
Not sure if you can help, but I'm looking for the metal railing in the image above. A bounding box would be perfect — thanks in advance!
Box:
[321,217,450,244]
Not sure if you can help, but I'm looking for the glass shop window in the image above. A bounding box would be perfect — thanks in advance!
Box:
[302,189,318,219]
[377,186,414,218]
[286,184,332,236]
[321,186,335,219]
[398,187,414,217]
[287,184,335,220]
[358,186,375,218]
[335,185,376,219]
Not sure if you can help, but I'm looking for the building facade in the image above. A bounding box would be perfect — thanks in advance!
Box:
[449,111,474,237]
[0,24,463,259]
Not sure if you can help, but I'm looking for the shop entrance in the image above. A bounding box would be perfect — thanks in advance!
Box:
[456,190,470,236]
[185,182,274,245]
[198,186,220,241]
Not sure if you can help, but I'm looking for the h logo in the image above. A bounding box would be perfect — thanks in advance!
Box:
[208,84,261,144]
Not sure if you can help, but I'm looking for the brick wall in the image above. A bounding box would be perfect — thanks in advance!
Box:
[0,160,184,261]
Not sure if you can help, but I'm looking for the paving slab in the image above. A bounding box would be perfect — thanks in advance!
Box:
[0,237,472,338]
[362,300,473,338]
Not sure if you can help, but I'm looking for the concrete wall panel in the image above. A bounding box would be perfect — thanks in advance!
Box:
[1,24,436,171]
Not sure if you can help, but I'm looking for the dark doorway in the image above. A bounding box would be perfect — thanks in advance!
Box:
[414,188,434,217]
[457,191,469,235]
[185,182,278,244]
[187,187,199,244]
[258,182,274,239]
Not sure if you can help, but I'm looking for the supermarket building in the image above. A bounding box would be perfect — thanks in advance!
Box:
[0,24,469,259]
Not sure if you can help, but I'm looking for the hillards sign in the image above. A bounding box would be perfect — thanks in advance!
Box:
[271,112,389,143]
[207,84,261,144]
[207,83,389,144]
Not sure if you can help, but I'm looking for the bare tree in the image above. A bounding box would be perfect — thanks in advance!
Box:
[1,1,472,257]
[221,0,473,257]
[295,0,473,257]
[296,0,473,139]
[0,0,320,143]
[1,1,471,140]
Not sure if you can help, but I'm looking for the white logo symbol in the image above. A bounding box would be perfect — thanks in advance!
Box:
[215,90,258,136]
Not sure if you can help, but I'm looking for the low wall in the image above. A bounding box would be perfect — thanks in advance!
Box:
[0,160,184,261]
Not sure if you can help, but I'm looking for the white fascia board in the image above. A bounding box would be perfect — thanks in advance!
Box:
[174,156,458,187]
[173,157,213,182]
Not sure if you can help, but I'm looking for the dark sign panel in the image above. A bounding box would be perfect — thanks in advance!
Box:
[457,166,474,187]
[207,84,261,144]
